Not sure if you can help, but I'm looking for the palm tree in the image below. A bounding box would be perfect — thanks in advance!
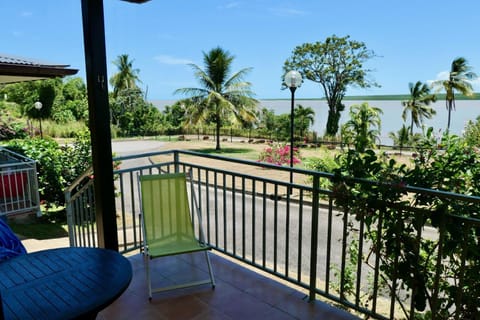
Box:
[431,57,477,131]
[342,102,382,152]
[175,47,257,150]
[388,124,410,154]
[294,105,315,140]
[402,81,436,135]
[110,54,141,98]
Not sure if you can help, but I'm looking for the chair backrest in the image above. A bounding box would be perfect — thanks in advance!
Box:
[139,173,197,246]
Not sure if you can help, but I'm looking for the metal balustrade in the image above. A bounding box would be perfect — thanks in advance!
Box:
[0,147,40,218]
[65,149,480,319]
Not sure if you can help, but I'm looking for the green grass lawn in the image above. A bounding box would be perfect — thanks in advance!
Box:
[8,207,69,240]
[9,220,68,240]
[189,147,259,160]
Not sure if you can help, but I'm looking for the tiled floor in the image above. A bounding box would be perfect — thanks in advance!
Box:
[97,251,360,320]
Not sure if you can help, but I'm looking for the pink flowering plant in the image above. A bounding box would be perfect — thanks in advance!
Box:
[257,143,301,166]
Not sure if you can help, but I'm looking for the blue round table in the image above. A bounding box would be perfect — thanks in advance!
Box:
[0,247,132,320]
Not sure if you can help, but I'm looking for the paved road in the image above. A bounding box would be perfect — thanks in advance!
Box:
[109,139,364,287]
[112,140,166,225]
[111,139,438,297]
[112,139,164,157]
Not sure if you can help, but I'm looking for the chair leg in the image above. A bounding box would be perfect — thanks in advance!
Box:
[205,251,215,289]
[145,254,152,300]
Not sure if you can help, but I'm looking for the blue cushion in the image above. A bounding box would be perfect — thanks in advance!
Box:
[0,217,27,261]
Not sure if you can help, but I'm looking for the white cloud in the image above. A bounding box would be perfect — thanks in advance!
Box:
[20,11,33,17]
[436,71,450,81]
[223,2,241,9]
[154,55,193,65]
[12,31,21,37]
[268,7,307,17]
[426,71,448,87]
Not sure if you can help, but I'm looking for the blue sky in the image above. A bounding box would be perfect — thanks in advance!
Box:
[1,0,479,100]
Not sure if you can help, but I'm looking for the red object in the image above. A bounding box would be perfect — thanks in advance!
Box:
[0,172,27,198]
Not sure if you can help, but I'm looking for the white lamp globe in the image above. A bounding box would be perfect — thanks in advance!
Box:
[284,70,302,88]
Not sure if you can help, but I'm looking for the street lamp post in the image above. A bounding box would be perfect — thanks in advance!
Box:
[284,70,302,194]
[34,101,43,138]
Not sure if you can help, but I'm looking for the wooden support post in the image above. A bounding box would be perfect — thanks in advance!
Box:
[81,0,118,251]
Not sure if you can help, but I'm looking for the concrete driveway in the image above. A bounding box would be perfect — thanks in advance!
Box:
[111,139,164,156]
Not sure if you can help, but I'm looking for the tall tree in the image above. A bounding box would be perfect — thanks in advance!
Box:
[109,54,141,98]
[175,47,257,150]
[402,81,436,135]
[1,78,60,120]
[431,57,477,131]
[111,87,162,136]
[342,102,382,152]
[54,77,88,122]
[284,35,378,136]
[163,102,186,128]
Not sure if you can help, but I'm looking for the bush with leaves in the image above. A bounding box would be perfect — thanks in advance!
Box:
[60,130,92,184]
[0,102,29,140]
[257,143,301,166]
[304,154,338,191]
[7,138,65,206]
[0,120,28,140]
[331,129,480,319]
[463,115,480,147]
[6,130,92,209]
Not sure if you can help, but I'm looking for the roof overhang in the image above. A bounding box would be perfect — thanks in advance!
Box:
[0,55,78,84]
[121,0,151,3]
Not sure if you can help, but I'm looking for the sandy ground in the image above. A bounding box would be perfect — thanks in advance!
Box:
[145,136,332,188]
[21,137,320,253]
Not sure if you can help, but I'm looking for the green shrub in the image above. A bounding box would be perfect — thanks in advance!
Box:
[6,130,92,208]
[463,116,480,147]
[304,154,337,172]
[304,154,338,190]
[332,130,480,319]
[51,109,76,124]
[0,120,29,140]
[0,101,29,140]
[7,138,66,206]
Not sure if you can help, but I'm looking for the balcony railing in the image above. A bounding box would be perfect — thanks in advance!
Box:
[65,149,480,320]
[0,147,40,218]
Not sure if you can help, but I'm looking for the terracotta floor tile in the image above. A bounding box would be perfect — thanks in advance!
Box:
[98,252,360,320]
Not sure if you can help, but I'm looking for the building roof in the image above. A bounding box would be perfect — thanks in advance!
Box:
[121,0,151,3]
[0,54,78,84]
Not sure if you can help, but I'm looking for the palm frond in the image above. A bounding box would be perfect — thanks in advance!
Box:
[224,67,254,87]
[173,87,209,98]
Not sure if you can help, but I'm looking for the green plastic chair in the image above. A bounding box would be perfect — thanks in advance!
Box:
[138,172,215,299]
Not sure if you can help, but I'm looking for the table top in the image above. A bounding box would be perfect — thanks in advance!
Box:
[0,247,132,320]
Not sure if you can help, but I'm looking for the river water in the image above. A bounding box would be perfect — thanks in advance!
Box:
[261,100,480,144]
[152,99,480,145]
